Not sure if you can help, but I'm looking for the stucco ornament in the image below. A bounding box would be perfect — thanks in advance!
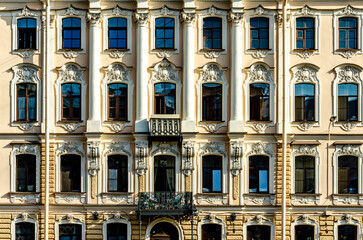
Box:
[342,197,357,204]
[247,142,272,157]
[228,12,243,25]
[182,141,195,176]
[105,63,129,82]
[57,63,85,84]
[252,123,267,133]
[104,142,132,156]
[135,140,148,175]
[252,50,268,59]
[201,122,223,133]
[336,144,363,157]
[199,63,225,83]
[200,142,227,157]
[156,50,173,58]
[339,50,357,59]
[336,66,360,83]
[294,145,317,155]
[14,66,38,83]
[150,59,180,83]
[295,5,314,16]
[150,142,179,156]
[133,12,149,26]
[109,50,125,59]
[87,12,101,25]
[13,145,38,155]
[341,122,357,131]
[297,122,314,131]
[247,64,272,83]
[230,141,243,176]
[63,123,81,132]
[108,213,128,221]
[295,66,318,83]
[63,50,79,59]
[297,51,315,59]
[337,5,357,16]
[248,215,271,225]
[18,6,37,17]
[111,5,129,16]
[57,142,84,157]
[255,6,267,16]
[64,5,77,16]
[204,51,221,59]
[16,50,35,59]
[180,12,196,24]
[87,141,100,176]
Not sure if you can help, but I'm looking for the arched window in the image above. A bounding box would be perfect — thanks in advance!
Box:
[295,225,314,240]
[17,18,36,50]
[250,83,270,121]
[61,83,81,121]
[338,83,358,121]
[295,156,315,194]
[249,155,269,193]
[202,224,222,240]
[247,225,271,240]
[338,225,357,240]
[202,83,222,121]
[108,83,127,121]
[59,224,82,240]
[155,17,175,49]
[108,155,128,192]
[107,223,128,240]
[17,83,36,122]
[61,154,81,192]
[62,17,81,49]
[250,17,269,49]
[203,17,222,49]
[154,155,175,192]
[296,17,315,49]
[202,155,222,193]
[108,17,127,49]
[16,154,36,192]
[15,222,35,240]
[295,83,315,122]
[338,155,358,194]
[339,17,357,49]
[154,83,176,114]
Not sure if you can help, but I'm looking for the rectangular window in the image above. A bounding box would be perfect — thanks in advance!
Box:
[247,225,271,240]
[338,83,358,121]
[295,83,315,121]
[154,155,175,192]
[59,224,82,240]
[203,17,222,49]
[155,17,175,49]
[202,155,222,193]
[338,155,358,194]
[339,17,358,50]
[250,17,269,49]
[108,17,127,49]
[62,17,81,49]
[296,17,315,49]
[17,83,36,122]
[62,83,81,121]
[15,223,35,240]
[108,155,128,192]
[338,225,357,240]
[202,83,222,121]
[18,18,37,50]
[16,154,36,192]
[249,155,269,193]
[295,156,315,193]
[154,82,176,114]
[61,155,81,192]
[108,83,127,121]
[250,83,270,121]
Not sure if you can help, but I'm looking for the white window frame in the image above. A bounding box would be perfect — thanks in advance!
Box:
[103,214,131,240]
[198,215,226,240]
[150,6,180,56]
[55,214,85,240]
[11,6,41,58]
[244,63,275,133]
[290,145,321,205]
[11,213,38,240]
[290,64,320,131]
[145,218,184,240]
[333,5,363,57]
[243,215,275,240]
[197,6,228,58]
[334,214,363,240]
[102,63,133,132]
[10,64,41,131]
[197,63,228,132]
[101,142,133,204]
[245,6,275,58]
[291,214,319,240]
[102,6,132,57]
[55,63,87,133]
[332,65,363,131]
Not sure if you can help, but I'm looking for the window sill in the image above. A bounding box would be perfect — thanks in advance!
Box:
[105,120,130,123]
[243,193,275,205]
[200,48,225,52]
[59,120,83,123]
[291,193,321,205]
[294,49,317,52]
[292,121,318,124]
[59,48,83,52]
[14,49,38,52]
[9,192,40,203]
[248,48,272,51]
[153,48,177,51]
[336,48,360,52]
[101,192,133,204]
[55,192,86,204]
[200,121,224,123]
[247,120,272,123]
[105,48,129,52]
[335,121,360,124]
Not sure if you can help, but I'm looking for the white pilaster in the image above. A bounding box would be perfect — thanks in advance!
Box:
[181,11,196,132]
[228,11,244,132]
[134,11,149,133]
[87,12,102,132]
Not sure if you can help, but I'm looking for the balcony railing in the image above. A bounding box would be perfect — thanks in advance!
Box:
[149,115,181,137]
[137,192,192,216]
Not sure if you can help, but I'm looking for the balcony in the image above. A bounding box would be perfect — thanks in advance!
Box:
[137,192,192,216]
[149,115,182,143]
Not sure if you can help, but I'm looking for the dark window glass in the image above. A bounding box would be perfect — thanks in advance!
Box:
[108,83,127,121]
[295,156,315,194]
[296,17,315,49]
[249,155,269,193]
[295,83,315,121]
[62,83,81,121]
[108,17,127,49]
[338,155,358,194]
[154,83,176,114]
[338,225,357,240]
[17,18,36,50]
[154,155,175,192]
[108,155,128,192]
[59,224,82,240]
[150,222,179,240]
[107,223,127,240]
[202,83,222,121]
[247,225,271,240]
[250,17,269,49]
[17,83,36,122]
[339,17,357,49]
[203,17,222,49]
[202,224,222,240]
[16,154,36,192]
[250,83,270,121]
[15,222,35,240]
[62,17,81,49]
[338,83,358,121]
[155,17,174,49]
[202,155,222,193]
[295,225,314,240]
[61,154,81,192]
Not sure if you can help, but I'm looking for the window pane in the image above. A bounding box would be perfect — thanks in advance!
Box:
[16,222,35,240]
[61,155,81,192]
[338,225,357,240]
[202,224,222,240]
[154,155,175,192]
[107,223,128,240]
[202,155,222,193]
[247,225,271,240]
[295,225,314,240]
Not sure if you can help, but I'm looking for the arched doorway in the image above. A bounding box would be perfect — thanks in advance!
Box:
[150,222,179,240]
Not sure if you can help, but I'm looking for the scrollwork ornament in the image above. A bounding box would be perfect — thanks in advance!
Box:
[297,51,315,59]
[255,6,266,16]
[199,63,225,83]
[337,5,357,16]
[156,50,173,58]
[296,5,313,16]
[294,145,317,155]
[295,66,317,83]
[14,66,38,83]
[133,12,149,26]
[15,50,35,59]
[336,144,363,157]
[248,64,272,83]
[135,141,148,175]
[58,142,84,157]
[61,123,81,132]
[297,122,314,131]
[63,50,79,59]
[248,142,272,156]
[200,142,226,157]
[339,50,357,59]
[341,122,357,131]
[251,50,269,59]
[337,66,360,83]
[87,12,102,25]
[203,51,221,59]
[151,59,179,83]
[109,50,126,59]
[230,141,243,176]
[251,123,267,133]
[182,141,195,176]
[228,12,243,25]
[180,12,196,24]
[87,141,100,176]
[18,6,37,17]
[18,123,35,131]
[109,122,126,132]
[13,145,37,155]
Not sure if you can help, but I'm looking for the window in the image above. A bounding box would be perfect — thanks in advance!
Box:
[16,154,36,192]
[108,155,128,192]
[154,155,175,192]
[62,17,81,49]
[17,83,36,122]
[202,83,222,121]
[250,17,269,49]
[295,83,315,121]
[155,17,174,49]
[154,83,176,114]
[108,83,127,121]
[150,222,179,239]
[338,225,357,240]
[295,225,314,240]
[338,155,358,194]
[295,156,315,194]
[203,17,222,49]
[61,154,81,192]
[108,17,127,49]
[15,222,35,240]
[107,223,127,240]
[202,155,222,193]
[59,224,82,240]
[247,225,271,240]
[250,83,270,121]
[17,18,36,50]
[202,224,222,240]
[249,155,269,193]
[339,17,357,49]
[61,83,81,121]
[296,17,315,49]
[338,83,358,121]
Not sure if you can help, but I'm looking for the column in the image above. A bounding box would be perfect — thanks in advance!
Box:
[134,12,149,133]
[181,11,196,132]
[228,11,244,132]
[87,12,102,132]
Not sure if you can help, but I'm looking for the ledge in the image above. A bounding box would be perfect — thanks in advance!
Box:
[291,140,321,145]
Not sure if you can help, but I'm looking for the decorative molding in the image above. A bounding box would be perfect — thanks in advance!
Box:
[135,140,148,175]
[133,12,149,26]
[104,142,132,157]
[182,141,195,176]
[339,50,358,59]
[104,63,131,83]
[12,65,39,84]
[57,142,84,157]
[247,215,272,224]
[230,141,243,176]
[197,194,228,205]
[56,214,83,224]
[12,144,38,155]
[251,50,268,59]
[251,123,267,133]
[294,5,314,16]
[62,50,80,59]
[57,63,86,84]
[87,141,100,176]
[180,12,196,24]
[109,122,126,132]
[291,194,321,205]
[297,122,314,131]
[101,193,132,204]
[336,66,361,84]
[203,51,221,59]
[247,142,273,157]
[156,50,173,58]
[199,63,226,83]
[62,5,80,16]
[335,144,363,157]
[55,193,86,203]
[10,193,40,204]
[294,66,318,84]
[244,195,275,205]
[199,142,227,157]
[228,12,243,25]
[62,123,81,132]
[107,5,131,17]
[293,145,317,155]
[296,51,316,59]
[255,5,268,16]
[15,50,35,59]
[341,122,358,131]
[87,12,102,25]
[106,213,128,221]
[336,5,357,16]
[150,142,179,157]
[109,50,126,59]
[150,59,180,83]
[200,122,224,133]
[247,64,273,83]
[18,123,35,131]
[18,6,38,17]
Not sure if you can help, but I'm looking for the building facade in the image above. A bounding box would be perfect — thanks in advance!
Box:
[0,0,363,239]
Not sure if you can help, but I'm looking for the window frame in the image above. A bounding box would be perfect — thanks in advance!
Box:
[337,83,358,122]
[249,82,270,122]
[291,215,319,240]
[16,154,37,193]
[202,83,223,122]
[294,155,316,194]
[249,17,270,50]
[60,154,82,193]
[103,215,131,240]
[107,154,129,193]
[11,213,39,240]
[154,82,177,115]
[61,83,82,121]
[337,155,359,194]
[202,17,223,50]
[338,17,358,50]
[334,215,363,240]
[107,17,128,50]
[55,215,85,240]
[295,17,315,50]
[17,18,37,50]
[198,216,226,240]
[16,83,37,122]
[107,83,128,121]
[243,215,275,240]
[248,155,270,194]
[202,155,223,193]
[61,17,82,50]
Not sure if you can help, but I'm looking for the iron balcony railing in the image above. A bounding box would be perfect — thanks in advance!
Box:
[149,115,181,137]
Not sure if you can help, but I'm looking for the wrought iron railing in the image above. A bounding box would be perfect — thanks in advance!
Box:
[138,192,192,214]
[149,116,181,137]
